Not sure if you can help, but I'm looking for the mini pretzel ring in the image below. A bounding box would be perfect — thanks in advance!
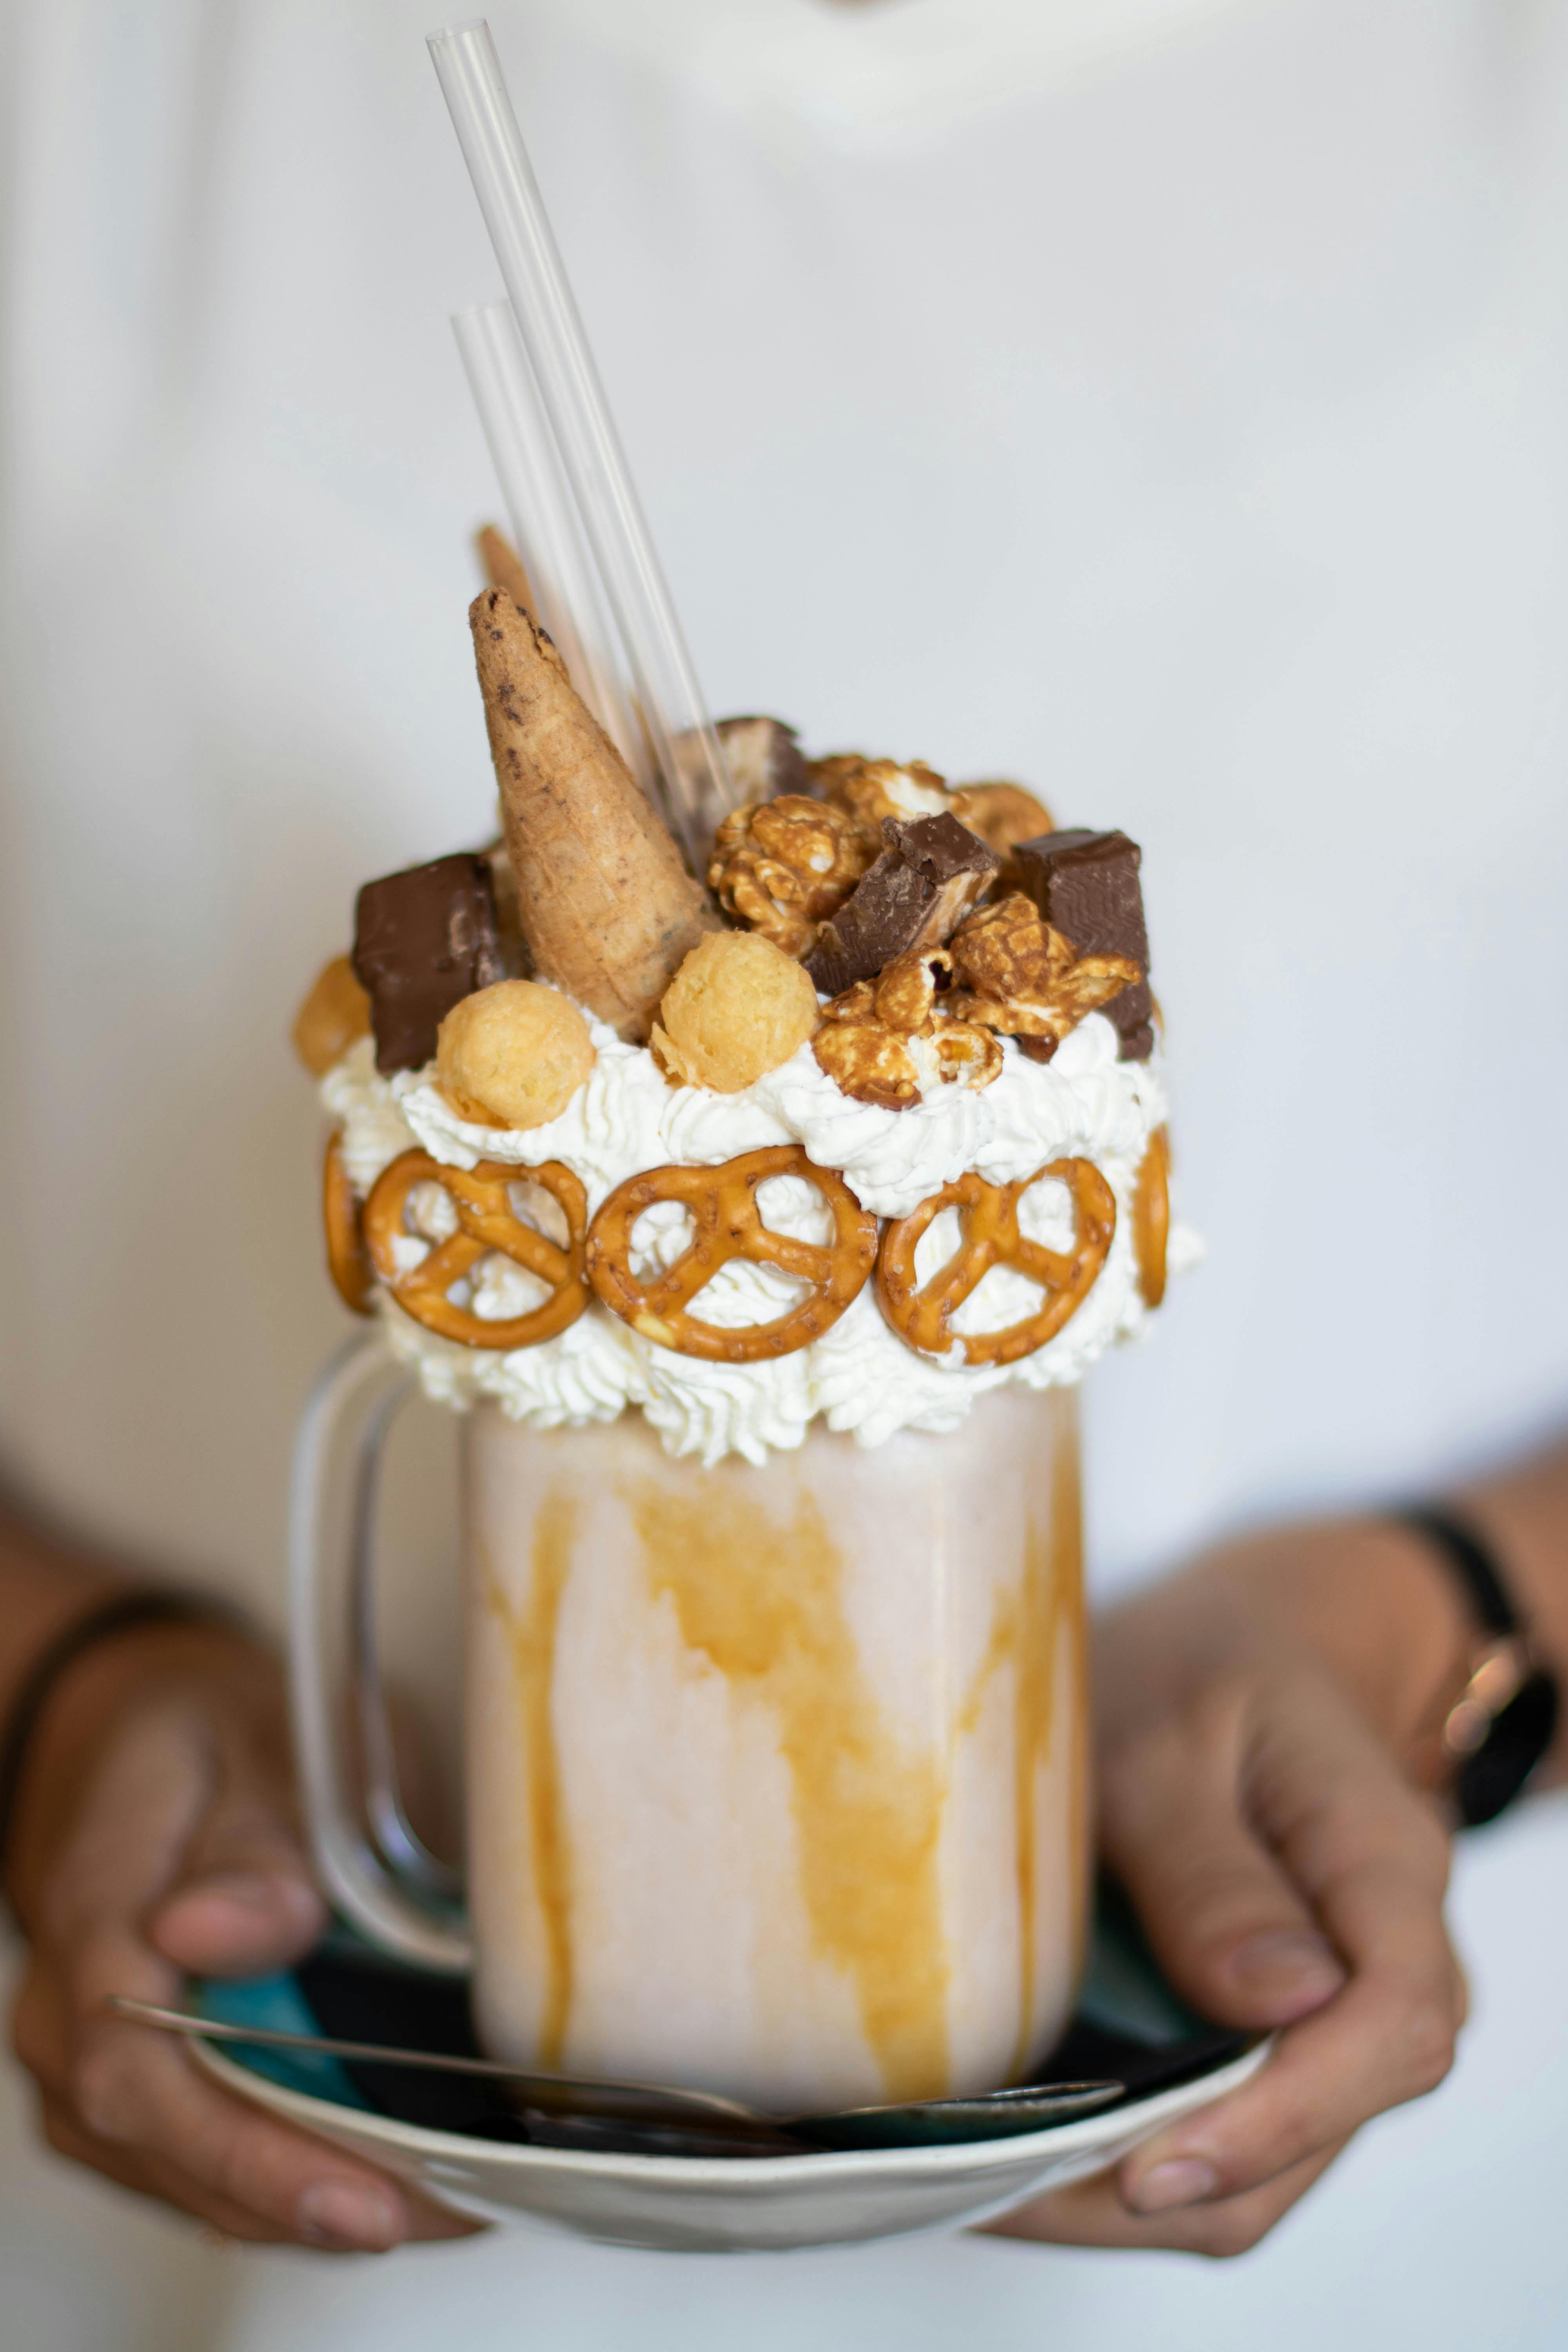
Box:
[877,1159,1116,1367]
[586,1145,878,1362]
[1132,1127,1170,1309]
[323,1133,376,1316]
[362,1149,590,1350]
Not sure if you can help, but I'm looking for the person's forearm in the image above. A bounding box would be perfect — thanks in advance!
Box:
[5,1614,278,1927]
[0,1505,276,1924]
[0,1507,124,1735]
[0,1505,131,1912]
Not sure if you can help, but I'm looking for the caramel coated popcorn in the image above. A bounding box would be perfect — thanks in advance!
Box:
[707,795,876,958]
[871,946,953,1034]
[948,781,1055,863]
[809,754,952,836]
[812,1019,925,1112]
[926,1020,1004,1087]
[948,895,1140,1057]
[811,947,1003,1111]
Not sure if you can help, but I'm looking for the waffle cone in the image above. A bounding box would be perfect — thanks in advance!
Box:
[470,589,717,1040]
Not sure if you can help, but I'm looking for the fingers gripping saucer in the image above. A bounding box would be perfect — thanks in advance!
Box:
[586,1145,878,1363]
[878,1160,1117,1367]
[363,1149,590,1350]
[323,1134,376,1316]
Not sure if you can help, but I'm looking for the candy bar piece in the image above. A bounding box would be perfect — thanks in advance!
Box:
[352,852,503,1074]
[1008,828,1152,1060]
[805,814,998,996]
[715,715,808,802]
[901,812,1001,942]
[804,847,926,997]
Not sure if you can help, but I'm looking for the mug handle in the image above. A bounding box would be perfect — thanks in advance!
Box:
[288,1330,474,1974]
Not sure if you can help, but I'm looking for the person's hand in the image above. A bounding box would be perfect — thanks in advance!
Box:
[992,1521,1471,2256]
[6,1616,476,2251]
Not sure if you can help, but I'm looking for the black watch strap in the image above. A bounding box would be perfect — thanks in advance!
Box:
[1395,1506,1560,1828]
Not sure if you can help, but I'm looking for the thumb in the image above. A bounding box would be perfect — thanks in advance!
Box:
[150,1730,325,1980]
[1100,1691,1347,2031]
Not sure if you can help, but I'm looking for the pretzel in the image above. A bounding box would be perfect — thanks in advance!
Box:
[586,1145,878,1362]
[362,1149,590,1350]
[323,1134,376,1316]
[1132,1126,1170,1309]
[877,1158,1116,1367]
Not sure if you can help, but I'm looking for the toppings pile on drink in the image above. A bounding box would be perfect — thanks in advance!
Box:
[295,570,1188,1465]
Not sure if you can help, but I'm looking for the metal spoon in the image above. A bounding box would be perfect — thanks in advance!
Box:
[109,1997,1122,2151]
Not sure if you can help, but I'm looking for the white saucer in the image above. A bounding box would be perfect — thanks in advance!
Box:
[193,2036,1269,2253]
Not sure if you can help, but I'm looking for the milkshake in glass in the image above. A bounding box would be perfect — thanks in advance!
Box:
[292,581,1194,2114]
[464,1391,1085,2111]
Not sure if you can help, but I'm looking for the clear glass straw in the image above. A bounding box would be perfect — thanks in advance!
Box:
[452,300,649,793]
[428,18,736,868]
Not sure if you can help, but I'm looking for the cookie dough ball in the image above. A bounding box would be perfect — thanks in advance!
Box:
[652,931,819,1094]
[293,954,371,1076]
[436,980,595,1129]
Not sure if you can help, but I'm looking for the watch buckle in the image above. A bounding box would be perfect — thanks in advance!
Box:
[1442,1637,1530,1761]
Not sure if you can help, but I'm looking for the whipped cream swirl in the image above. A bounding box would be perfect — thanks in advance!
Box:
[323,999,1198,1465]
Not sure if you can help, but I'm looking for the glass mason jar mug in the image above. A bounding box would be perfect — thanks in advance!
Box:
[292,1340,1090,2116]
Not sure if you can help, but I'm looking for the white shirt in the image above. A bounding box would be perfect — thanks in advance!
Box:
[2,1,1565,2343]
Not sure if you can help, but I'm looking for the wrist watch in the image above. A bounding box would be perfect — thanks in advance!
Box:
[1397,1505,1560,1827]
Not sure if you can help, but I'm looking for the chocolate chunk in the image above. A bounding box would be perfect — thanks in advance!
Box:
[804,849,929,998]
[352,853,503,1074]
[805,814,998,996]
[1008,829,1152,1060]
[715,715,808,802]
[900,811,1000,893]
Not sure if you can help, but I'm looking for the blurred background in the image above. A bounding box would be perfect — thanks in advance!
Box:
[1,0,1565,2343]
